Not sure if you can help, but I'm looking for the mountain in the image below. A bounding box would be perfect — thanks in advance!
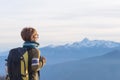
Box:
[0,51,9,56]
[0,38,120,76]
[67,38,120,48]
[0,56,7,76]
[40,38,120,64]
[41,50,120,80]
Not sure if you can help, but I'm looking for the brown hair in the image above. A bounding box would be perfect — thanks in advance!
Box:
[21,27,38,41]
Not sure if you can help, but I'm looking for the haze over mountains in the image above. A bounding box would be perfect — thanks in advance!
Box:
[41,50,120,80]
[40,38,120,64]
[0,38,120,80]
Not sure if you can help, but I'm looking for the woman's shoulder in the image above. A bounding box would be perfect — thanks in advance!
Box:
[31,48,40,52]
[29,48,40,57]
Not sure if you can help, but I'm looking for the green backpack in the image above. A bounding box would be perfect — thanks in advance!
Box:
[6,47,29,80]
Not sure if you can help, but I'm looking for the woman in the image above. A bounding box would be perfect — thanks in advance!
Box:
[21,27,46,80]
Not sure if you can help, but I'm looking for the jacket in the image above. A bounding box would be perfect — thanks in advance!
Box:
[23,41,43,80]
[28,48,43,80]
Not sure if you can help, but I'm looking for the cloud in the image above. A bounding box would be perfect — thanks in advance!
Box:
[0,0,120,50]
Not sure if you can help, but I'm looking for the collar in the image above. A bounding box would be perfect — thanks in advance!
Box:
[23,41,39,48]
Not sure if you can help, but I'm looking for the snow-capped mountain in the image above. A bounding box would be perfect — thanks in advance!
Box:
[40,38,120,65]
[68,38,120,48]
[0,38,120,76]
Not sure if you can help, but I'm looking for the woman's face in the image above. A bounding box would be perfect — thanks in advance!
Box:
[32,32,39,41]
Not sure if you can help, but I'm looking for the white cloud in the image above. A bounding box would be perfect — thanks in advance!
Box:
[0,0,120,51]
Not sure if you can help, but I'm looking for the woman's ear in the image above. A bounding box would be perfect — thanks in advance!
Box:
[31,35,35,41]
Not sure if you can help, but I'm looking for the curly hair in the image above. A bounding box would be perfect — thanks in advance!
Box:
[21,27,38,41]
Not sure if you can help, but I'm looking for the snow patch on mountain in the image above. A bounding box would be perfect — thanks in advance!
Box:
[69,38,120,48]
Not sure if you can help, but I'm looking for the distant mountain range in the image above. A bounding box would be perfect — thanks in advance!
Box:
[41,50,120,80]
[0,38,120,56]
[68,38,120,48]
[40,38,120,64]
[0,38,120,76]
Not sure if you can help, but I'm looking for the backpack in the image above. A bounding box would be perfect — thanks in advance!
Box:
[6,47,29,80]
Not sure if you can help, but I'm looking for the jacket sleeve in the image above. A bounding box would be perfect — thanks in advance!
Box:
[31,49,43,72]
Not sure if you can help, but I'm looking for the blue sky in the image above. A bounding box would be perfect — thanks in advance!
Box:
[0,0,120,51]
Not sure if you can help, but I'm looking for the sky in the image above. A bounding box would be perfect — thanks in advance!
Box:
[0,0,120,51]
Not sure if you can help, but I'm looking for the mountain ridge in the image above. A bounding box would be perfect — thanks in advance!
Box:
[43,38,120,49]
[41,50,120,80]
